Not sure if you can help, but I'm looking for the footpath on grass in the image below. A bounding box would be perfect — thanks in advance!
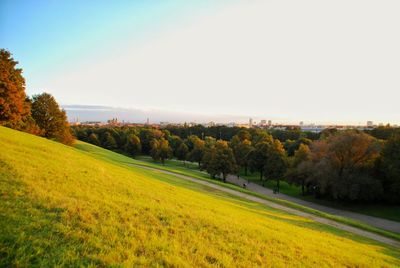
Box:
[225,174,400,234]
[131,163,400,248]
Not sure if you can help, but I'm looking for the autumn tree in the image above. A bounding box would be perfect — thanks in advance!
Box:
[310,131,382,201]
[31,93,73,145]
[0,49,31,128]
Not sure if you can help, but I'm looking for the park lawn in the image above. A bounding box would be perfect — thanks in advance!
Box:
[238,170,400,222]
[105,152,400,241]
[122,154,400,223]
[1,126,399,267]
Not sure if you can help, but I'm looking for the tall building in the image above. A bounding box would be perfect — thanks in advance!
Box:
[249,118,253,128]
[299,121,304,126]
[268,120,272,126]
[260,119,267,126]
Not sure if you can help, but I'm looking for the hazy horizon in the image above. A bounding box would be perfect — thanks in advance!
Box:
[1,0,399,125]
[62,104,395,126]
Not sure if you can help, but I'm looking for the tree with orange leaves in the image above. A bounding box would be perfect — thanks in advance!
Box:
[0,49,30,127]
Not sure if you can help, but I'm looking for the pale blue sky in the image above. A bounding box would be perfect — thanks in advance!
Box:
[1,1,399,125]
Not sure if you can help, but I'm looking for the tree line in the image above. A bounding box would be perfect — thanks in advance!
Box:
[0,49,73,144]
[73,125,400,204]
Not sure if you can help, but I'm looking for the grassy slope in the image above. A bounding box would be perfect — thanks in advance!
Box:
[0,127,399,267]
[101,153,400,242]
[133,156,400,222]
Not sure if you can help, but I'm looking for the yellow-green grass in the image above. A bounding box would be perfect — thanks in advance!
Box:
[0,127,399,267]
[81,146,400,242]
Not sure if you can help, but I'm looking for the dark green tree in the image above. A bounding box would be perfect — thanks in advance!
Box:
[140,128,164,154]
[264,139,288,192]
[88,133,100,146]
[158,138,172,165]
[169,135,183,157]
[125,133,141,157]
[249,141,271,180]
[378,135,400,203]
[150,138,172,164]
[102,132,117,150]
[286,144,312,195]
[188,136,205,167]
[31,93,74,145]
[231,135,253,176]
[203,141,236,181]
[175,142,189,165]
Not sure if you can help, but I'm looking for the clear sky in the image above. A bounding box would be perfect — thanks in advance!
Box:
[1,0,399,125]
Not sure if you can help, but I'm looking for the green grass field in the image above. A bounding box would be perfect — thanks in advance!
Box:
[1,126,399,267]
[132,154,400,223]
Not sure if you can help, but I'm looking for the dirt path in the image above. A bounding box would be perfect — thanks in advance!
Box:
[225,174,400,233]
[132,164,400,248]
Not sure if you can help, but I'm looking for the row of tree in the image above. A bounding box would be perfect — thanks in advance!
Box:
[0,49,73,144]
[286,132,400,203]
[73,125,400,204]
[74,124,400,203]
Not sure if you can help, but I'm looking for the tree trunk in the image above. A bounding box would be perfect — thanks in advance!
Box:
[223,174,226,183]
[277,179,280,193]
[301,180,305,196]
[260,170,263,180]
[244,165,248,176]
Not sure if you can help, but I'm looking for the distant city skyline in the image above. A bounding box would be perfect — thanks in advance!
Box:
[1,1,399,125]
[63,104,395,127]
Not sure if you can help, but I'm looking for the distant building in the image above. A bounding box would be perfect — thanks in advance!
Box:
[268,120,272,126]
[107,118,119,125]
[260,119,267,126]
[160,121,170,126]
[367,121,373,127]
[249,118,253,128]
[299,121,304,126]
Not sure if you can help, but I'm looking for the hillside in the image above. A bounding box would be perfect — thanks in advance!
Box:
[0,126,399,267]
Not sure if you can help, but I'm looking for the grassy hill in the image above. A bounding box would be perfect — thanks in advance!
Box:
[0,127,399,267]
